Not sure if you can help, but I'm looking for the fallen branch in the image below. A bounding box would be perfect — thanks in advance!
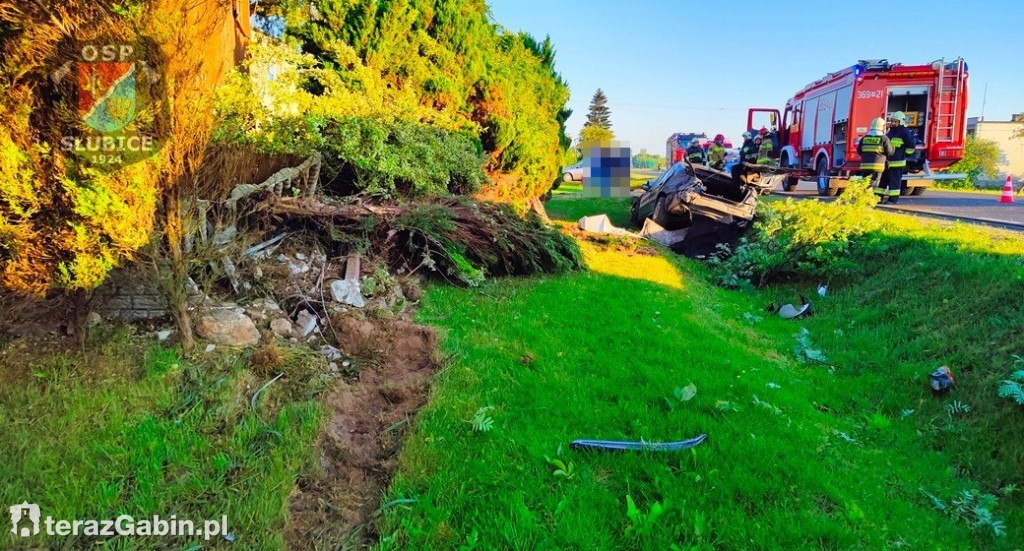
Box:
[262,196,404,219]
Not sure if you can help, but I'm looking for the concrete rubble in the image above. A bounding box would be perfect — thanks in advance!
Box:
[196,307,261,346]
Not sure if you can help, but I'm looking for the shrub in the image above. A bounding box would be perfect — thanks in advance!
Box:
[712,179,879,289]
[266,0,572,203]
[941,136,1000,190]
[213,41,486,199]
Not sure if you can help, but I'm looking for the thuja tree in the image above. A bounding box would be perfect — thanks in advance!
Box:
[278,0,573,203]
[0,0,231,348]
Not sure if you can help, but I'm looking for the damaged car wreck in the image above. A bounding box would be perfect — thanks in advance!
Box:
[631,161,794,259]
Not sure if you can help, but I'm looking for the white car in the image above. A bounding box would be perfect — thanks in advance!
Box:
[561,161,585,182]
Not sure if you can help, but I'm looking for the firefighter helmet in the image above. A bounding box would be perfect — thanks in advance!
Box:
[714,134,724,143]
[742,131,752,139]
[892,111,906,124]
[690,138,700,146]
[871,117,886,131]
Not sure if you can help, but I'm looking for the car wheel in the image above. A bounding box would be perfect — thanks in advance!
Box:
[630,198,641,227]
[816,157,838,196]
[562,172,573,183]
[900,182,913,196]
[910,186,926,196]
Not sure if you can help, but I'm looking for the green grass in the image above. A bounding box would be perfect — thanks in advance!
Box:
[379,198,1024,549]
[546,194,632,228]
[0,329,328,550]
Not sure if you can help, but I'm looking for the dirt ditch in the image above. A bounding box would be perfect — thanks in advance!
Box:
[284,315,440,549]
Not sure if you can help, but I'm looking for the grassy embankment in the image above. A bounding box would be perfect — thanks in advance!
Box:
[0,332,328,550]
[379,192,1024,549]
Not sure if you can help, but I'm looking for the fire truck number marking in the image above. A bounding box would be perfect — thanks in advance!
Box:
[856,90,884,100]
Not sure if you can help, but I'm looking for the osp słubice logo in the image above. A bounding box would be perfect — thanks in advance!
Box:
[51,39,166,169]
[78,51,137,133]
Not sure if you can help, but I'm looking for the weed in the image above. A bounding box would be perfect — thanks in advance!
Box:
[665,382,697,411]
[625,494,667,539]
[544,456,576,480]
[947,400,972,418]
[997,356,1024,405]
[470,406,494,433]
[924,488,1007,538]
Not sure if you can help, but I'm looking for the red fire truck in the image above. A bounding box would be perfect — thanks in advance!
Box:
[748,58,968,196]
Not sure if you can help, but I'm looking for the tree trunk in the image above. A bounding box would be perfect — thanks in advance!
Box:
[163,188,195,351]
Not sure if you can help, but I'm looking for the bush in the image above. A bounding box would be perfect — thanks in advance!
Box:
[941,136,1000,190]
[712,179,879,289]
[214,42,486,199]
[277,1,572,202]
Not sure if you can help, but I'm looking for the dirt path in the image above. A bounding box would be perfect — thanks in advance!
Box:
[284,317,439,548]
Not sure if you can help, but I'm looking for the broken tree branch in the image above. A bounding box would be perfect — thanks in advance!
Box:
[262,196,404,219]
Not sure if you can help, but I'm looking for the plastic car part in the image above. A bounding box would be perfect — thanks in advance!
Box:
[569,434,707,452]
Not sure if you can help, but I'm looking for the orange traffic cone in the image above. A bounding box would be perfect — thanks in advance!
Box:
[1000,176,1015,203]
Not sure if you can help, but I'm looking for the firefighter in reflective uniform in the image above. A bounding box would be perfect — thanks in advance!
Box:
[685,138,706,165]
[883,111,917,204]
[857,117,895,197]
[756,133,774,165]
[740,132,757,165]
[708,134,727,170]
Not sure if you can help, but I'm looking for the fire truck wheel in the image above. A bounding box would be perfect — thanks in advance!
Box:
[910,187,926,196]
[816,158,839,196]
[781,179,796,192]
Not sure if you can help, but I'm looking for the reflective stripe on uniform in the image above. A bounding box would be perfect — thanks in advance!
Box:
[888,189,901,197]
[905,148,915,155]
[891,138,904,148]
[861,162,885,171]
[888,160,907,168]
[874,187,885,195]
[861,146,883,153]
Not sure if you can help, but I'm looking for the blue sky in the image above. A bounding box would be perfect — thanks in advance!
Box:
[489,0,1024,156]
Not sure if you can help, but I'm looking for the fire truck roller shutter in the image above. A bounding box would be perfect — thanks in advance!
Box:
[801,97,818,151]
[814,91,837,147]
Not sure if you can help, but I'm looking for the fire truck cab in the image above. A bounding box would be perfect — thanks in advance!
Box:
[749,58,968,196]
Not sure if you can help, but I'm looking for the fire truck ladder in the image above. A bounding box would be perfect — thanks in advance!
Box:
[935,58,965,143]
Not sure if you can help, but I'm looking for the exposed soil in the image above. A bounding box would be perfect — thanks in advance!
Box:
[284,315,439,549]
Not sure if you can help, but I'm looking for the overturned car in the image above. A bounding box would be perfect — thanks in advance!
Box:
[630,161,793,258]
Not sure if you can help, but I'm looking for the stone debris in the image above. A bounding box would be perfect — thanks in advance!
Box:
[329,254,365,307]
[319,345,343,361]
[295,309,320,339]
[196,307,261,346]
[330,280,365,308]
[270,318,293,337]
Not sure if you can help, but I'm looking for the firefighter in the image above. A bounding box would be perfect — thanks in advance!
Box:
[883,111,917,204]
[708,134,727,170]
[685,138,706,165]
[756,133,774,165]
[740,132,757,165]
[857,117,895,198]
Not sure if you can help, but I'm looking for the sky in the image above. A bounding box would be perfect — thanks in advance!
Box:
[489,0,1024,156]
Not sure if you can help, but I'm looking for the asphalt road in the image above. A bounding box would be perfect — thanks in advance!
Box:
[774,185,1024,230]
